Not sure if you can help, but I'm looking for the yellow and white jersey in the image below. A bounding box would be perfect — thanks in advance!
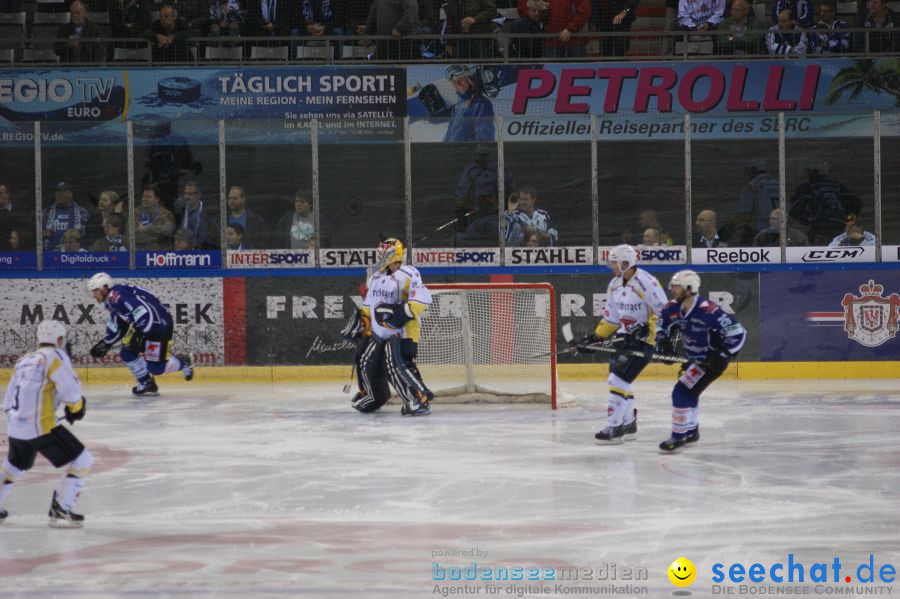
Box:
[363,265,432,342]
[3,347,83,440]
[596,268,668,344]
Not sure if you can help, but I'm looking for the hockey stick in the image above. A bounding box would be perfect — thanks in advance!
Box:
[342,362,356,394]
[416,209,478,245]
[528,323,688,364]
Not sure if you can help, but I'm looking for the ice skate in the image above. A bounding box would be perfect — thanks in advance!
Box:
[132,376,159,397]
[594,425,625,445]
[48,491,84,528]
[623,409,637,441]
[0,509,7,522]
[176,354,193,381]
[401,396,431,416]
[685,426,699,444]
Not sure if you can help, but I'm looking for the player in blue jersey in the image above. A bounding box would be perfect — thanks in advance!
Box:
[655,270,747,452]
[87,273,193,396]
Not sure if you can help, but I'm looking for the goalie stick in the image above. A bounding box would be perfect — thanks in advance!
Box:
[528,323,688,364]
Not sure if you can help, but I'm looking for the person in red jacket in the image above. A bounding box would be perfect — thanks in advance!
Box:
[518,0,591,56]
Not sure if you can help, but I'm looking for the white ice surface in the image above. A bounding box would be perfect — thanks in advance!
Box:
[1,379,899,599]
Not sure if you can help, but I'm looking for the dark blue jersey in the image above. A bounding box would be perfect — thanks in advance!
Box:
[658,296,747,362]
[102,284,173,344]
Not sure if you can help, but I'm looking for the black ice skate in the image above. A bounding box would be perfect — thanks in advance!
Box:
[132,376,159,397]
[0,508,7,522]
[176,354,193,381]
[401,395,431,416]
[623,409,637,441]
[594,424,626,445]
[48,491,84,528]
[685,426,700,444]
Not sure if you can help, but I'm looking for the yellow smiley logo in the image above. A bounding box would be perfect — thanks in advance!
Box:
[668,557,696,587]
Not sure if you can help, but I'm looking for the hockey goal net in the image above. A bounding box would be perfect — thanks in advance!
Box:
[417,283,557,409]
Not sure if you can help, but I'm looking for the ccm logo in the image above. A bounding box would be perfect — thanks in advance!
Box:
[801,247,864,262]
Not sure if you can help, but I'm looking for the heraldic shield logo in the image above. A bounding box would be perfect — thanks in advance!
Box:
[841,280,900,347]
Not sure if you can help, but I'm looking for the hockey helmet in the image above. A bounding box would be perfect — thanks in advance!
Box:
[744,159,766,178]
[37,319,67,347]
[376,238,405,272]
[608,244,638,273]
[87,272,113,292]
[669,270,701,294]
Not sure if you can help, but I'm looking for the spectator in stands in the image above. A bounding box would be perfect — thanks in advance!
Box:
[418,0,438,57]
[135,184,176,250]
[149,4,191,61]
[677,0,724,31]
[642,227,661,246]
[752,208,809,247]
[173,227,196,250]
[444,65,496,143]
[864,0,897,52]
[8,227,34,252]
[504,187,558,247]
[524,231,543,247]
[829,217,876,247]
[90,214,128,252]
[248,0,302,36]
[301,0,341,57]
[58,229,85,252]
[590,0,637,56]
[367,0,420,60]
[334,0,371,46]
[86,189,124,245]
[174,180,213,250]
[735,159,779,236]
[695,209,727,248]
[209,0,245,35]
[226,185,268,248]
[55,1,103,62]
[225,223,247,250]
[770,0,813,27]
[813,0,850,52]
[520,0,591,56]
[43,182,90,252]
[276,188,322,249]
[111,0,152,37]
[766,8,808,54]
[789,160,860,245]
[0,183,33,251]
[716,0,765,54]
[445,0,496,58]
[638,207,673,245]
[509,0,547,59]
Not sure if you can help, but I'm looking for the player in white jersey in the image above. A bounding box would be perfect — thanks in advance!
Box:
[341,238,434,416]
[575,244,669,444]
[0,320,93,528]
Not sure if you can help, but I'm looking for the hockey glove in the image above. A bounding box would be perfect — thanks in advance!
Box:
[623,322,649,345]
[656,335,676,357]
[64,397,86,424]
[699,352,729,373]
[574,334,602,354]
[90,340,112,358]
[374,303,414,330]
[123,326,145,353]
[340,308,365,340]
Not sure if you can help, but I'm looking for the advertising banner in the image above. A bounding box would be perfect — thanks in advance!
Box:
[242,271,760,366]
[137,250,221,269]
[505,246,592,265]
[228,249,315,268]
[319,248,380,268]
[785,245,877,263]
[406,59,899,142]
[43,250,129,270]
[412,247,500,267]
[599,245,687,264]
[0,251,37,270]
[0,67,406,145]
[760,271,900,360]
[882,245,900,262]
[0,278,225,366]
[691,247,779,265]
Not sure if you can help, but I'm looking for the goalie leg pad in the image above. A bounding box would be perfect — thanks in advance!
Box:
[353,337,390,413]
[384,336,433,411]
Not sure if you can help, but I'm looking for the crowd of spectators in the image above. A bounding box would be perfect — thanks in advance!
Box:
[7,0,894,63]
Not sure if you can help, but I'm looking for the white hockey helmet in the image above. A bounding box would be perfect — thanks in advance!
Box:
[670,270,701,294]
[608,244,638,272]
[87,272,113,292]
[37,319,67,347]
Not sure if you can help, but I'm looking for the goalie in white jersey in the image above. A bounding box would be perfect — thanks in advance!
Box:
[341,238,435,416]
[575,244,668,444]
[0,320,93,527]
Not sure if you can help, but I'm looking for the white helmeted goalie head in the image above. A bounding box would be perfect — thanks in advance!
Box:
[37,319,67,347]
[669,270,701,295]
[607,244,637,276]
[376,238,405,272]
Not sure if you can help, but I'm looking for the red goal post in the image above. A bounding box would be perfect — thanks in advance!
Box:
[417,282,558,409]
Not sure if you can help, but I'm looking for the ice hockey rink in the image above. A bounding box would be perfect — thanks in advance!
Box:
[1,378,899,599]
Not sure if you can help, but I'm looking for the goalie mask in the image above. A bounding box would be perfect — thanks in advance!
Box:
[376,238,404,272]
